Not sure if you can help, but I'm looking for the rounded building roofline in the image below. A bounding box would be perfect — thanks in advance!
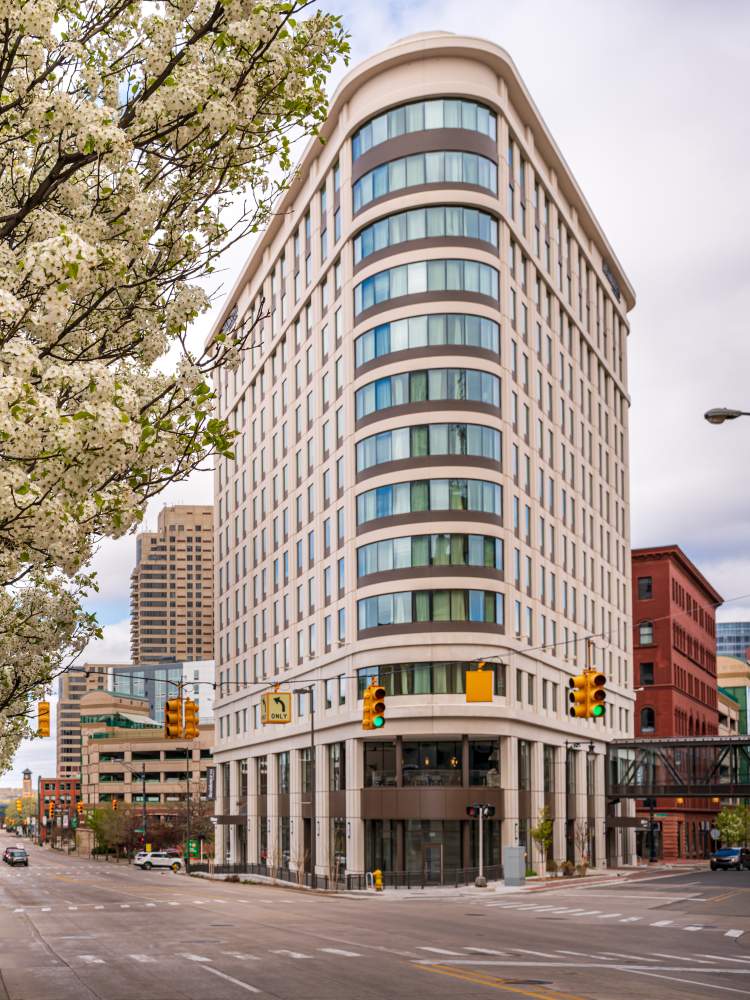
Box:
[212,32,635,340]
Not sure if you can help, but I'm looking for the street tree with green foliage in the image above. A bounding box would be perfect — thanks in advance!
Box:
[0,0,349,773]
[715,804,750,847]
[531,805,554,863]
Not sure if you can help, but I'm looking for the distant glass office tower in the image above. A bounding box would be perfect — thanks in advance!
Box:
[111,660,215,725]
[211,32,636,879]
[717,622,750,659]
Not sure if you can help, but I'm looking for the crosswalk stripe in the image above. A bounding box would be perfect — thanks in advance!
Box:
[650,920,673,926]
[180,953,211,962]
[68,906,78,911]
[94,905,104,910]
[700,954,750,964]
[602,952,660,963]
[319,948,361,957]
[145,903,156,908]
[684,925,703,932]
[78,955,104,965]
[419,947,464,956]
[651,953,714,964]
[598,913,622,919]
[513,948,560,958]
[465,947,507,955]
[557,950,589,957]
[222,952,260,961]
[202,967,260,994]
[120,904,130,909]
[271,950,311,959]
[575,910,601,917]
[40,907,50,912]
[726,930,745,939]
[13,908,23,913]
[619,916,641,923]
[129,955,156,964]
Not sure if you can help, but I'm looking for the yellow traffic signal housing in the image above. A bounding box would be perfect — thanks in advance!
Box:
[568,673,588,718]
[183,698,200,740]
[76,800,83,816]
[164,697,183,739]
[47,800,54,818]
[587,671,606,718]
[111,798,118,811]
[362,682,386,730]
[15,798,22,814]
[37,701,50,738]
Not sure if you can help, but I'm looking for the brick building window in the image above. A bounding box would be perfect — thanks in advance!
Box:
[637,576,653,600]
[640,707,656,733]
[639,663,654,685]
[638,621,654,645]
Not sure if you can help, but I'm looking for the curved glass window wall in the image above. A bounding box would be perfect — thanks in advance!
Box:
[355,314,499,368]
[354,259,499,316]
[357,478,502,525]
[353,151,497,212]
[354,206,498,264]
[358,589,505,630]
[358,533,504,577]
[352,99,497,160]
[356,368,499,420]
[356,423,501,473]
[357,662,506,698]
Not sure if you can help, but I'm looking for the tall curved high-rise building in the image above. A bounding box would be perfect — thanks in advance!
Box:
[211,32,636,878]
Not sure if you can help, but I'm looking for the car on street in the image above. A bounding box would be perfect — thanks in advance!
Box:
[710,847,750,871]
[133,850,182,872]
[4,848,29,867]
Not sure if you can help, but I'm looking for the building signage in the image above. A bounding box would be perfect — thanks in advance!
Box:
[261,691,292,724]
[205,766,216,801]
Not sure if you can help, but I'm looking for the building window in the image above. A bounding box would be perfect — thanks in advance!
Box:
[638,621,654,645]
[354,206,498,263]
[352,98,496,160]
[357,662,505,698]
[639,662,654,686]
[357,589,505,630]
[641,707,656,733]
[357,533,503,576]
[355,367,499,419]
[277,751,290,794]
[353,151,497,211]
[355,313,499,367]
[637,576,653,600]
[356,423,500,473]
[329,742,346,790]
[357,478,502,524]
[354,259,499,315]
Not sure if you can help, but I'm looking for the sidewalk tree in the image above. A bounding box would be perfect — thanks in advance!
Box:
[0,0,348,773]
[531,805,554,863]
[715,804,750,846]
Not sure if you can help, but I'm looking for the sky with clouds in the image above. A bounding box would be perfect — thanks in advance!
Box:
[6,0,750,783]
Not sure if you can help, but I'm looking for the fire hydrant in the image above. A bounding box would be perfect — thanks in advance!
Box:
[373,868,383,892]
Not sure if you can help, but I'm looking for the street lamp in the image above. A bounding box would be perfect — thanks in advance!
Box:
[704,407,750,425]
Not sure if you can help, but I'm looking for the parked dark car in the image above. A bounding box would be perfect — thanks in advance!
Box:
[710,847,750,871]
[4,848,28,867]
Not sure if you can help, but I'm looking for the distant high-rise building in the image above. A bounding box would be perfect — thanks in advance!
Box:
[56,664,112,779]
[130,505,214,663]
[111,659,215,725]
[717,621,750,660]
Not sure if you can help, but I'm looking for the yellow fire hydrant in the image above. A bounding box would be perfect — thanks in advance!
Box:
[373,868,383,892]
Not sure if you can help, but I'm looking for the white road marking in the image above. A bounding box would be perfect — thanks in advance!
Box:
[167,901,180,906]
[193,900,206,905]
[598,913,622,919]
[727,930,746,939]
[576,910,601,916]
[620,916,641,922]
[512,948,560,958]
[319,948,361,957]
[222,952,260,961]
[465,947,507,956]
[651,953,715,964]
[650,920,673,926]
[13,908,23,913]
[603,952,660,963]
[684,925,704,932]
[119,904,130,909]
[201,967,260,993]
[68,906,78,911]
[179,953,211,962]
[78,955,104,965]
[271,949,311,959]
[418,947,464,956]
[557,950,591,957]
[145,903,156,908]
[614,968,750,995]
[129,955,156,964]
[40,907,50,912]
[701,955,750,965]
[530,905,560,912]
[94,905,104,910]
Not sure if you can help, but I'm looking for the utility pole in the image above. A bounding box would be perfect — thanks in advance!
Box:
[142,771,147,849]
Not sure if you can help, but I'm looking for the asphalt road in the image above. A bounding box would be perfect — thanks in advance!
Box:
[2,843,750,1000]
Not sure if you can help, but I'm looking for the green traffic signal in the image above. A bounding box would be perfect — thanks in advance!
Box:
[373,715,385,728]
[592,704,605,718]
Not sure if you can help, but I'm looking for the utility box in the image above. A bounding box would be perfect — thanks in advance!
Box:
[502,846,526,887]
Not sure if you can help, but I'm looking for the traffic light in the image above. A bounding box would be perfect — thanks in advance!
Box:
[15,798,22,814]
[164,697,183,739]
[76,801,83,816]
[47,800,54,818]
[362,681,386,730]
[37,701,50,737]
[568,669,607,719]
[111,798,118,811]
[568,673,588,718]
[183,698,200,740]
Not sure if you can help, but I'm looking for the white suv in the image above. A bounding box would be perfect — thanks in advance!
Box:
[134,851,182,872]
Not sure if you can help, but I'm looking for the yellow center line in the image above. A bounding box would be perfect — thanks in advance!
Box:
[701,887,750,905]
[417,962,592,1000]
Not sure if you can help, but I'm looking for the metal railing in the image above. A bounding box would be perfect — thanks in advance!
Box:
[189,861,502,890]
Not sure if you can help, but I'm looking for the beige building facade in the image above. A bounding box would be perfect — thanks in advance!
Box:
[130,505,215,663]
[56,663,112,779]
[211,33,636,878]
[79,690,213,821]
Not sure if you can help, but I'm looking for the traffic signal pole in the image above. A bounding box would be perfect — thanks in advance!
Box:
[477,806,485,887]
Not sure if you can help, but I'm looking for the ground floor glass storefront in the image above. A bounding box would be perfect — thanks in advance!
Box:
[365,818,501,878]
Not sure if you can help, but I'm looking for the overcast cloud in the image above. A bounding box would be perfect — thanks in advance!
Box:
[7,1,749,782]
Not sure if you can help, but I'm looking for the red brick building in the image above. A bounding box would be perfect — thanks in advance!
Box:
[38,776,80,845]
[632,545,722,859]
